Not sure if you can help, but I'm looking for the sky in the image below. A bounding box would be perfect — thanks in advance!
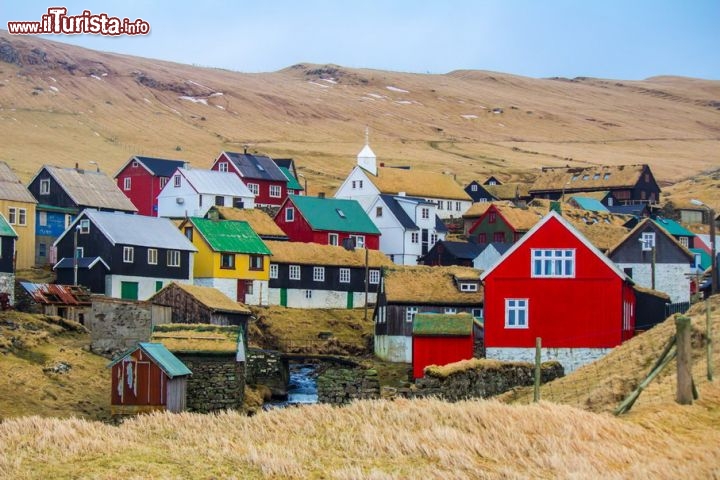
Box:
[2,1,719,80]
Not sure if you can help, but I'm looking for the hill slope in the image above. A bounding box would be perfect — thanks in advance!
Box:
[1,31,719,194]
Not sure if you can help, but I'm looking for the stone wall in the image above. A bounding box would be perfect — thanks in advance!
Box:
[175,353,245,413]
[486,347,610,374]
[246,348,288,397]
[398,360,564,401]
[89,297,154,356]
[317,366,381,404]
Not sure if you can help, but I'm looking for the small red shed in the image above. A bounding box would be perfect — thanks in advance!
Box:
[412,313,475,379]
[108,342,192,416]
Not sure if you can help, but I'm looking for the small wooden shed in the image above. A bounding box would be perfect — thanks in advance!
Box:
[412,313,474,379]
[108,342,192,416]
[149,282,252,326]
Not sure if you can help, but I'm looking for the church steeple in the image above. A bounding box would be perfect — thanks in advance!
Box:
[357,126,377,176]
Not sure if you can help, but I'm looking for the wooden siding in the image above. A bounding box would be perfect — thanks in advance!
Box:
[412,335,474,379]
[166,377,187,412]
[269,263,379,293]
[150,283,250,326]
[111,348,168,409]
[28,172,77,210]
[609,223,694,264]
[116,164,165,216]
[1,199,36,270]
[0,236,14,273]
[375,304,478,337]
[55,262,107,294]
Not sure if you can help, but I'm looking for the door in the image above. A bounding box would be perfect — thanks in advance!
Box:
[346,291,354,309]
[236,279,246,303]
[280,288,287,307]
[121,281,139,300]
[421,229,429,255]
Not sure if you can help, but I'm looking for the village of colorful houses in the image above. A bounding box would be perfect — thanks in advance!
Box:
[0,141,717,414]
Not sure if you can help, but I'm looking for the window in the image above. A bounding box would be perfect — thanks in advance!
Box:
[79,219,90,233]
[640,190,647,200]
[488,212,497,223]
[40,179,50,195]
[640,232,655,250]
[582,174,590,180]
[18,209,26,226]
[336,209,346,219]
[593,173,600,180]
[38,211,47,227]
[270,264,278,279]
[679,237,689,248]
[359,180,363,188]
[430,233,438,245]
[437,201,444,210]
[571,175,579,182]
[218,162,228,172]
[376,207,383,217]
[532,249,575,277]
[199,196,203,207]
[160,177,169,189]
[289,265,301,280]
[460,282,478,292]
[446,201,452,210]
[184,227,193,241]
[285,207,295,222]
[411,232,419,243]
[456,202,462,211]
[313,266,325,282]
[352,181,356,189]
[167,250,181,267]
[174,175,181,187]
[339,268,351,283]
[132,161,139,168]
[269,185,282,198]
[472,308,483,319]
[8,207,26,226]
[305,290,313,299]
[623,267,633,278]
[471,184,478,191]
[123,246,134,263]
[147,249,158,265]
[405,306,418,323]
[445,307,457,314]
[221,253,236,269]
[328,233,339,246]
[477,233,487,243]
[488,180,497,186]
[350,235,365,248]
[249,255,264,271]
[644,173,650,183]
[369,269,380,284]
[247,183,259,195]
[215,196,225,206]
[505,299,528,328]
[245,281,254,296]
[75,247,84,259]
[123,178,131,191]
[604,173,611,180]
[493,232,505,243]
[421,208,429,219]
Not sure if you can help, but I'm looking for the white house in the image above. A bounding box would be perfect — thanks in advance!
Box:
[367,194,447,265]
[472,242,512,271]
[334,141,472,219]
[157,168,255,218]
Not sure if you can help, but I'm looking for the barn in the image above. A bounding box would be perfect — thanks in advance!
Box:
[149,282,252,326]
[108,342,192,416]
[412,313,474,379]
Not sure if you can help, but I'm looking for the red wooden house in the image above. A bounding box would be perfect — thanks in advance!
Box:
[480,210,635,373]
[211,151,288,207]
[274,195,381,249]
[465,203,541,244]
[113,156,188,216]
[412,313,474,379]
[108,342,191,416]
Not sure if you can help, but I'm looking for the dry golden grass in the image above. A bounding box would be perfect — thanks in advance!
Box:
[150,323,240,354]
[1,394,719,479]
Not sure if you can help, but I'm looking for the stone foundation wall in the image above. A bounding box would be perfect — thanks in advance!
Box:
[175,353,245,412]
[89,297,153,356]
[317,367,381,405]
[246,348,288,397]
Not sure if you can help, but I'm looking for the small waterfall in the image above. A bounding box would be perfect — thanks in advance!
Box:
[266,363,318,408]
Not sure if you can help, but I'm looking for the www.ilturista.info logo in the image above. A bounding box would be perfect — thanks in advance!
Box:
[7,7,150,36]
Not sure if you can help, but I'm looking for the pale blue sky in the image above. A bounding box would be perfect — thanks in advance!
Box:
[2,1,719,79]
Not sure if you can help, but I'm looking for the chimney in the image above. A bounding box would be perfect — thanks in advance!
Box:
[380,162,385,167]
[398,192,406,197]
[318,192,325,199]
[243,144,248,154]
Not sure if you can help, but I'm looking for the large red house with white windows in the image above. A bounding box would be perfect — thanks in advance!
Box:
[480,210,635,373]
[211,151,288,207]
[114,156,188,217]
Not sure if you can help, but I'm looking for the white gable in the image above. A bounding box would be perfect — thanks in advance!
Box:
[357,144,377,176]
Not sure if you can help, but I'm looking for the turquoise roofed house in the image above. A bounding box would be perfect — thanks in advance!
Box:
[279,166,304,193]
[653,218,696,249]
[275,194,382,249]
[569,196,609,213]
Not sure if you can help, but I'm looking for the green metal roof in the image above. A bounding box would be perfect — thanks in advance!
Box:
[289,195,380,234]
[690,248,711,270]
[570,196,609,213]
[412,313,474,336]
[0,214,17,237]
[279,167,304,191]
[107,342,192,378]
[36,203,78,214]
[191,217,271,255]
[653,218,695,237]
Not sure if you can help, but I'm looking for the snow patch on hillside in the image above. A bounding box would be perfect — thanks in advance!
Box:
[308,81,329,88]
[461,114,478,119]
[179,96,208,105]
[386,86,409,93]
[366,93,385,99]
[49,86,59,93]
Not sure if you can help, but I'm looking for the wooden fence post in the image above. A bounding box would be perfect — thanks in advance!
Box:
[707,299,714,382]
[675,315,693,405]
[533,337,541,403]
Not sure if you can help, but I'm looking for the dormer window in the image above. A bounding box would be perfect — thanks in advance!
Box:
[582,174,590,180]
[40,179,50,195]
[571,175,579,181]
[604,173,611,180]
[421,208,429,219]
[459,282,478,292]
[471,184,478,191]
[336,208,346,218]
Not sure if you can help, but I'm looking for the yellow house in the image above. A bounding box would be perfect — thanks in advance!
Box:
[0,162,37,270]
[178,217,271,305]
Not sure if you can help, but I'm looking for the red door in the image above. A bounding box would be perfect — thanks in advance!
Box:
[236,279,246,302]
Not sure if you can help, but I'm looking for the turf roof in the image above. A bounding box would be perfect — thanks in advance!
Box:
[189,217,271,255]
[413,313,474,336]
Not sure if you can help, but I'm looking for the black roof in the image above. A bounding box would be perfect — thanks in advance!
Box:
[135,156,187,177]
[435,215,449,233]
[273,158,294,170]
[607,205,647,216]
[54,256,109,270]
[437,241,482,259]
[222,152,287,182]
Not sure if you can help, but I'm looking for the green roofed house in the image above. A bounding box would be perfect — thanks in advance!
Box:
[178,217,272,306]
[274,194,381,249]
[653,217,696,249]
[412,312,475,379]
[109,342,192,416]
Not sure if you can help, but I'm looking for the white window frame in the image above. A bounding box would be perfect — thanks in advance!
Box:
[445,307,457,314]
[269,185,282,198]
[405,306,418,323]
[505,299,529,329]
[531,249,575,278]
[339,268,351,283]
[18,208,26,226]
[218,162,228,172]
[9,208,27,226]
[456,201,462,211]
[289,265,301,280]
[369,269,380,284]
[79,219,90,234]
[160,177,169,189]
[411,232,419,244]
[350,235,365,248]
[123,177,131,191]
[173,175,181,187]
[679,236,689,248]
[460,282,478,292]
[38,211,48,227]
[640,232,655,250]
[285,207,295,222]
[328,233,339,246]
[40,179,50,195]
[7,207,16,225]
[270,264,278,279]
[167,250,181,267]
[471,184,478,192]
[421,208,429,219]
[147,248,158,265]
[313,266,325,282]
[247,183,259,195]
[123,246,134,263]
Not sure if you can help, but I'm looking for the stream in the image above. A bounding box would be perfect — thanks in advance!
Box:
[266,363,318,408]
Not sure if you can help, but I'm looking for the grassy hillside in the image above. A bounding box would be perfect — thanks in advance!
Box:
[1,32,719,196]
